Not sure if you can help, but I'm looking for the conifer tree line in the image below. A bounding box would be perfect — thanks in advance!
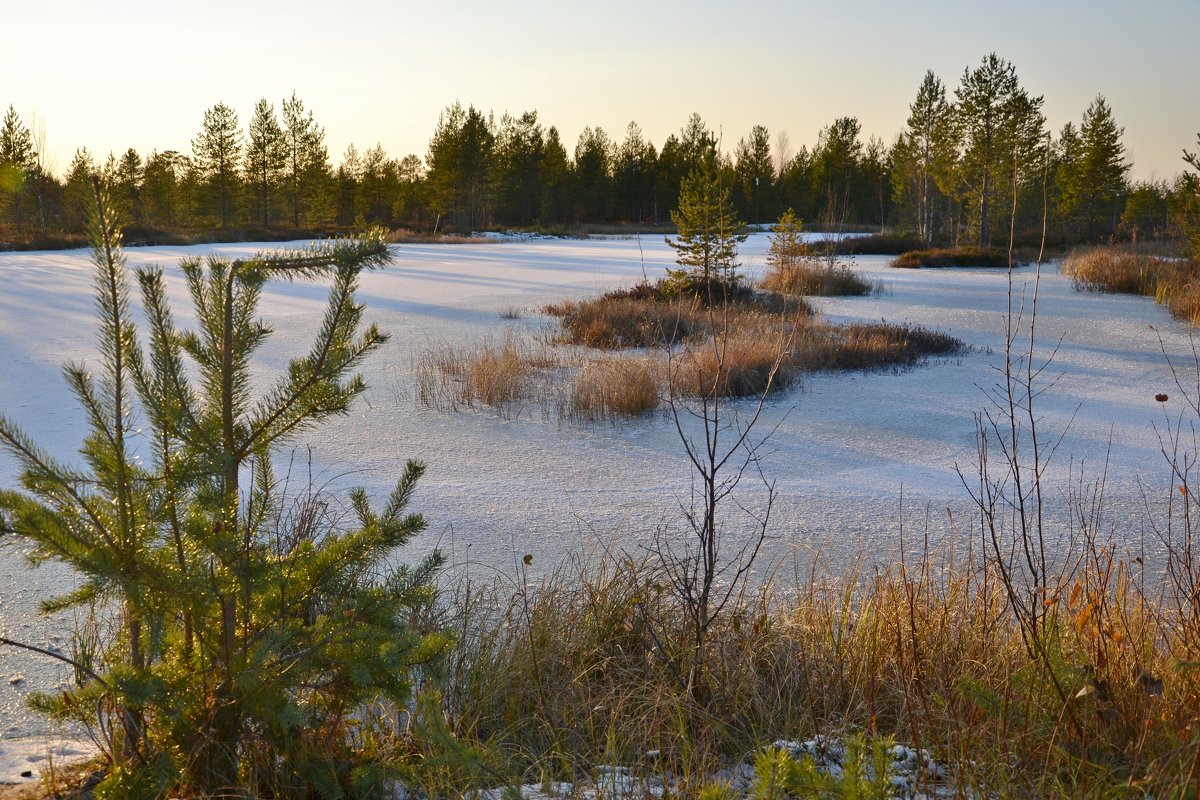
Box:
[0,54,1196,246]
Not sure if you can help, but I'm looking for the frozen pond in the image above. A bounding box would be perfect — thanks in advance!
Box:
[0,233,1195,737]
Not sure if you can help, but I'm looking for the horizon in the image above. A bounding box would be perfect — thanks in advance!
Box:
[5,0,1199,182]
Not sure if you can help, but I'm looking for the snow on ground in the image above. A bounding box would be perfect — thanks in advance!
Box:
[0,233,1195,739]
[0,737,95,785]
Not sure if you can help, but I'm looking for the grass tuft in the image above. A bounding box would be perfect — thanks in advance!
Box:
[571,357,661,420]
[760,261,873,297]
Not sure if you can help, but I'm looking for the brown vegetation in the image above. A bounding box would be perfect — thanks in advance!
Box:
[439,515,1200,797]
[1062,246,1200,324]
[891,246,1011,269]
[571,357,661,420]
[760,260,874,297]
[418,283,963,421]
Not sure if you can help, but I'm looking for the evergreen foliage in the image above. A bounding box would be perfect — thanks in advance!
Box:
[766,208,808,268]
[954,53,1047,248]
[734,125,774,224]
[281,92,331,228]
[426,102,495,232]
[0,179,447,796]
[1182,133,1200,260]
[892,71,955,245]
[192,102,244,228]
[0,105,36,233]
[666,166,747,294]
[0,61,1191,249]
[245,97,287,228]
[1058,96,1129,240]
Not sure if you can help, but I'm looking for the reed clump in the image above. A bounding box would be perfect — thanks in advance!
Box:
[760,260,873,297]
[1062,246,1200,325]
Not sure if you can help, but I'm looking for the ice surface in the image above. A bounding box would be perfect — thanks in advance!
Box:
[0,233,1193,737]
[0,737,95,784]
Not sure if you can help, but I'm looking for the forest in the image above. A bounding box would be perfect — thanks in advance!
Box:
[0,53,1194,250]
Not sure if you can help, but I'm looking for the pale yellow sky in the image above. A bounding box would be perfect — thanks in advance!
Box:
[7,0,1198,180]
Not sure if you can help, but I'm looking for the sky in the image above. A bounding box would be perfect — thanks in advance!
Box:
[5,0,1199,182]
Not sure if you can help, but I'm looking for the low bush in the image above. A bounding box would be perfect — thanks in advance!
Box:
[891,247,1011,269]
[546,281,811,351]
[546,296,704,348]
[790,321,963,372]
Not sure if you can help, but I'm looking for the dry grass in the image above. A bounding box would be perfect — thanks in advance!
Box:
[760,260,873,297]
[1061,248,1173,295]
[416,334,563,413]
[419,291,962,419]
[386,227,500,244]
[891,247,1011,269]
[1062,246,1200,325]
[791,321,964,372]
[672,329,793,398]
[546,296,706,348]
[571,357,661,420]
[437,530,1200,798]
[834,232,924,256]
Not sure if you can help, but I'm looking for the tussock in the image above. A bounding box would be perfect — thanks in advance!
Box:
[891,246,1011,269]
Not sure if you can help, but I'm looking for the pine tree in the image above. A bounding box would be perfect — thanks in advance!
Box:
[192,102,244,228]
[811,117,863,225]
[245,97,287,228]
[143,150,186,229]
[573,126,612,222]
[897,71,954,245]
[539,126,572,226]
[1182,133,1200,260]
[613,121,657,223]
[954,53,1045,247]
[666,166,747,293]
[734,125,774,224]
[767,208,808,268]
[62,147,96,232]
[358,142,398,225]
[281,92,330,228]
[1063,96,1129,241]
[0,181,447,795]
[114,148,144,226]
[426,102,495,231]
[491,110,545,226]
[0,105,36,234]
